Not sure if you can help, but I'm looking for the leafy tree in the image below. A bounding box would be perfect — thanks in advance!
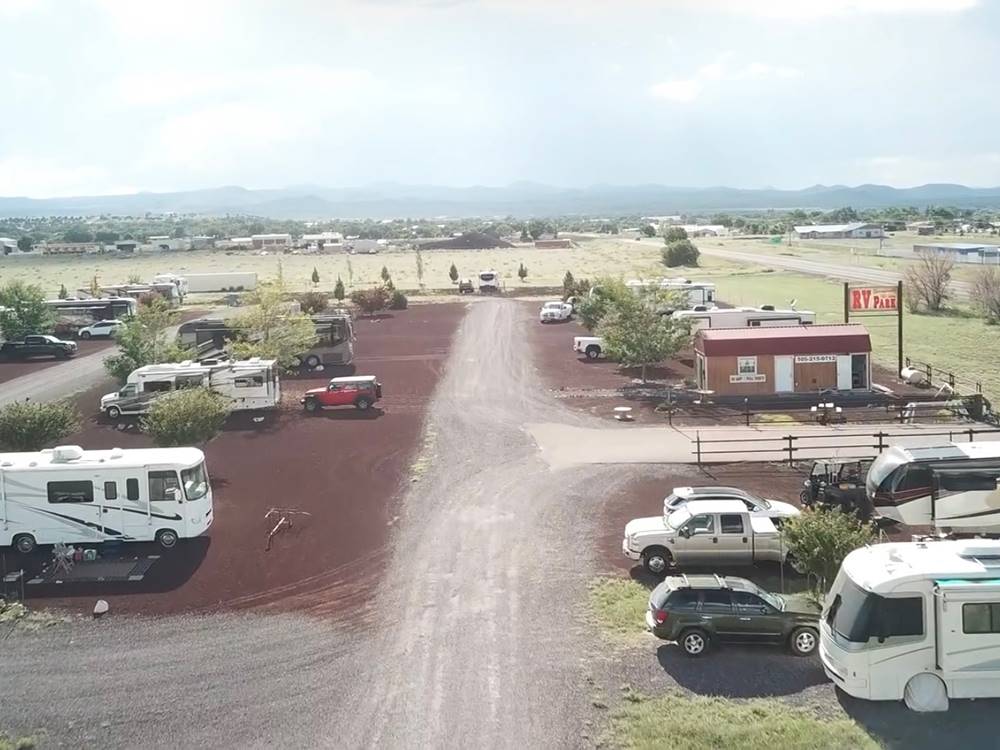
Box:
[88,275,101,297]
[663,226,688,242]
[389,289,408,310]
[380,265,391,283]
[346,257,354,286]
[311,267,320,286]
[520,226,530,242]
[518,263,528,281]
[58,284,68,300]
[350,287,391,316]
[0,400,81,451]
[781,508,875,595]
[905,252,953,312]
[562,271,576,297]
[0,281,55,340]
[448,263,459,283]
[63,227,94,243]
[575,278,630,331]
[16,236,33,253]
[527,220,549,240]
[104,297,188,383]
[662,239,700,268]
[596,294,689,381]
[828,206,860,223]
[94,230,120,243]
[141,388,231,447]
[640,224,656,237]
[298,291,329,314]
[227,282,317,370]
[333,276,345,301]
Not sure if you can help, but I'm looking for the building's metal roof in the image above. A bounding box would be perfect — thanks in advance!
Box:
[793,223,876,234]
[695,324,871,357]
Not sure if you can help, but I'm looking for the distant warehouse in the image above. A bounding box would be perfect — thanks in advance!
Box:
[913,242,1000,264]
[794,223,884,240]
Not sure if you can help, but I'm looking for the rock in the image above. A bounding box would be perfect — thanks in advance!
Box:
[93,600,109,617]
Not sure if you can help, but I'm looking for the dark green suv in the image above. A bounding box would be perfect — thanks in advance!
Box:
[646,574,820,657]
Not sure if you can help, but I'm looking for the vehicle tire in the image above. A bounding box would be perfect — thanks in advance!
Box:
[304,355,321,369]
[642,547,671,575]
[106,405,122,420]
[789,626,819,656]
[80,331,91,340]
[13,534,36,555]
[356,397,372,411]
[904,673,949,712]
[155,529,179,550]
[800,490,813,507]
[585,345,601,360]
[303,398,320,414]
[679,628,710,657]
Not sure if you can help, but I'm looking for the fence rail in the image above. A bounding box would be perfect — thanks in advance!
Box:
[692,427,1000,466]
[904,357,984,396]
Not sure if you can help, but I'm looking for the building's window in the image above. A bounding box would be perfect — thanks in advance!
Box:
[235,375,265,388]
[47,481,94,504]
[737,356,758,375]
[104,481,118,501]
[963,603,1000,633]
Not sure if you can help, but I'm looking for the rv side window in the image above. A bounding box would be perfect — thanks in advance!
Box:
[235,375,265,388]
[939,472,999,492]
[875,597,924,638]
[126,478,140,501]
[892,465,932,492]
[47,481,94,504]
[149,471,181,502]
[104,481,117,501]
[145,381,173,393]
[962,603,1000,634]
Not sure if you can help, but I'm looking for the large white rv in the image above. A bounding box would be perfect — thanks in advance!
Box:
[626,278,716,309]
[0,445,213,553]
[101,358,280,418]
[672,306,816,332]
[867,442,1000,533]
[821,539,1000,711]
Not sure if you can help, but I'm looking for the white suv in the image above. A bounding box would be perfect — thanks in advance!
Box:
[539,301,573,323]
[78,319,124,339]
[663,486,799,522]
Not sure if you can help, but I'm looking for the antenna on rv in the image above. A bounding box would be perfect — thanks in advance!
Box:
[789,298,798,310]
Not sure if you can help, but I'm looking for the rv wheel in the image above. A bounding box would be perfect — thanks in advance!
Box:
[304,355,321,369]
[13,534,36,555]
[106,405,122,420]
[155,529,179,550]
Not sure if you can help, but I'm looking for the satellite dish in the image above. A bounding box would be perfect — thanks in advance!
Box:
[789,298,798,309]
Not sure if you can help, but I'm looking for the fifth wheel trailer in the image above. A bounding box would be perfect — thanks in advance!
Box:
[183,272,258,293]
[0,445,213,553]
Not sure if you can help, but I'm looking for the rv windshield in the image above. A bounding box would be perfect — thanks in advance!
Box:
[182,462,210,501]
[866,452,904,498]
[826,577,924,643]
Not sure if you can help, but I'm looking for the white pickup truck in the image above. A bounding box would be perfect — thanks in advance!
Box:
[540,301,573,323]
[622,499,789,574]
[573,336,604,359]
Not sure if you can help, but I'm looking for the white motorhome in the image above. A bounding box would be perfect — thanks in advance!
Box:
[672,306,816,332]
[626,278,717,309]
[478,270,501,293]
[866,442,1000,533]
[101,358,280,418]
[153,273,189,297]
[0,445,213,553]
[821,539,1000,711]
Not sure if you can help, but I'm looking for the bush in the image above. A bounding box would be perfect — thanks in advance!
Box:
[782,508,875,595]
[298,291,329,314]
[350,287,391,316]
[448,263,459,283]
[662,238,700,267]
[0,401,81,451]
[663,226,688,242]
[141,388,231,446]
[333,276,346,301]
[0,281,55,340]
[389,289,408,310]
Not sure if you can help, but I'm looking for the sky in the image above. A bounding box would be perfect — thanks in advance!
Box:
[1,0,999,197]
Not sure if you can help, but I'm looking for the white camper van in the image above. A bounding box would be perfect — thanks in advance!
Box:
[866,442,1000,533]
[626,278,716,310]
[672,306,816,332]
[101,358,280,418]
[821,539,1000,711]
[0,445,213,553]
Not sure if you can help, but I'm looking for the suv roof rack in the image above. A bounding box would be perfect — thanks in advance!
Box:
[714,574,728,589]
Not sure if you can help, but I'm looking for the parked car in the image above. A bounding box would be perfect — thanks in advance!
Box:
[573,335,604,359]
[646,574,820,657]
[0,334,77,360]
[622,500,790,575]
[301,375,382,413]
[539,301,573,323]
[663,486,799,523]
[78,319,124,339]
[457,278,475,295]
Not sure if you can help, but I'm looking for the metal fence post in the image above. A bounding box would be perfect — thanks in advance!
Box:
[968,428,975,443]
[744,398,750,427]
[876,432,886,453]
[786,435,795,466]
[695,431,702,466]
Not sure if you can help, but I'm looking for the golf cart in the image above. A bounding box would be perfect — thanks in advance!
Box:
[800,458,873,519]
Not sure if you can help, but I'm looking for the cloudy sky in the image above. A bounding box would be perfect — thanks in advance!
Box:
[1,0,998,196]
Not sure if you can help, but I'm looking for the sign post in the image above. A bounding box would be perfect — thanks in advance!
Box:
[844,282,904,376]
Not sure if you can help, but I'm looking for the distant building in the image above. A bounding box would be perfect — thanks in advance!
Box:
[534,238,574,249]
[906,221,936,235]
[793,223,884,240]
[190,236,214,250]
[145,236,191,251]
[40,242,101,255]
[914,242,1000,264]
[252,233,292,250]
[115,240,139,253]
[679,224,727,238]
[0,237,17,253]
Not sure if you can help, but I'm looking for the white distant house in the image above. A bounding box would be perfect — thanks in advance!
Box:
[251,233,291,249]
[144,236,191,252]
[794,223,884,240]
[679,224,727,237]
[914,242,1000,264]
[0,237,17,253]
[301,231,344,248]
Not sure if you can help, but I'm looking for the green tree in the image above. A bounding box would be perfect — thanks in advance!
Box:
[16,236,33,253]
[0,400,81,451]
[596,294,689,381]
[828,206,860,223]
[662,239,700,268]
[781,508,875,596]
[518,263,528,282]
[333,276,346,301]
[311,267,320,286]
[640,224,656,237]
[346,257,354,286]
[528,220,550,240]
[0,281,55,340]
[58,284,68,299]
[350,287,391,316]
[63,227,94,243]
[104,297,188,383]
[562,271,576,296]
[141,388,231,447]
[227,282,317,370]
[575,278,630,331]
[448,263,459,284]
[94,230,120,243]
[519,226,530,242]
[380,265,391,283]
[389,289,408,310]
[663,226,688,242]
[298,291,328,314]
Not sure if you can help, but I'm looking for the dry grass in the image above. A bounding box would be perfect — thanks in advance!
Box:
[588,576,652,644]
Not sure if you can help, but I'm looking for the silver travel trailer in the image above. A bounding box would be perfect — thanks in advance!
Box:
[672,306,816,332]
[0,445,213,553]
[867,442,1000,533]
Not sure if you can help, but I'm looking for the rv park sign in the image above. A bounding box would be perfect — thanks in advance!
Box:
[849,286,898,312]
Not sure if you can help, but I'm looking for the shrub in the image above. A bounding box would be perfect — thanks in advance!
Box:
[517,263,528,281]
[333,276,346,301]
[298,291,329,314]
[448,263,459,283]
[311,267,320,285]
[905,251,954,312]
[389,289,408,310]
[0,401,81,451]
[781,508,875,595]
[350,287,391,315]
[662,238,700,267]
[0,281,55,340]
[141,388,231,446]
[562,271,576,296]
[663,226,688,242]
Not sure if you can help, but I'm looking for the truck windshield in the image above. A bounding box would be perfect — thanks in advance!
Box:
[182,462,210,501]
[666,507,691,529]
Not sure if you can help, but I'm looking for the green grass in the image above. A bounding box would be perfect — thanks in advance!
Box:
[0,734,36,750]
[588,577,651,644]
[605,691,880,750]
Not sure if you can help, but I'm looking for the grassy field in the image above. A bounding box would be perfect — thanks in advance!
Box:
[588,577,652,645]
[605,692,879,750]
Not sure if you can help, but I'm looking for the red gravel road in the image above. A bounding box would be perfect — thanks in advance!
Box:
[7,303,466,619]
[0,339,116,386]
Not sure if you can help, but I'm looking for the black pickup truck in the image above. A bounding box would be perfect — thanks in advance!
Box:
[0,334,78,360]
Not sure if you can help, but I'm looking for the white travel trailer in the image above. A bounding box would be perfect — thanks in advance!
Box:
[626,278,717,309]
[478,270,501,293]
[821,539,1000,711]
[101,358,280,418]
[153,273,189,297]
[0,445,213,553]
[672,306,816,332]
[867,442,1000,533]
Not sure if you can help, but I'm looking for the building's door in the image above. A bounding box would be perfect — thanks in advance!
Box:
[836,355,853,390]
[851,354,868,389]
[774,356,794,392]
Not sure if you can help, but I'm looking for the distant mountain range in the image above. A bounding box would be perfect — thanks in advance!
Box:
[4,182,1000,219]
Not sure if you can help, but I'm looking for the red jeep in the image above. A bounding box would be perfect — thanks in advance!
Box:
[301,375,382,413]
